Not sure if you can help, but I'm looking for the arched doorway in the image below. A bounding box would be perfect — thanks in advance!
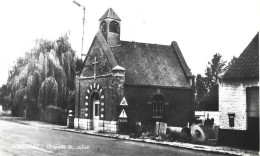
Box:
[90,92,100,130]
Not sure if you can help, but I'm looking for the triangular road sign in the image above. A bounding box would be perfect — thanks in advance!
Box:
[119,109,127,118]
[120,97,128,106]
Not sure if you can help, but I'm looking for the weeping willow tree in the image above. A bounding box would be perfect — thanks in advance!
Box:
[6,33,76,121]
[38,77,58,108]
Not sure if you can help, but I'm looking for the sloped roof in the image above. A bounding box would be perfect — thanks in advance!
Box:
[223,33,259,80]
[111,41,191,87]
[95,31,118,67]
[79,31,192,88]
[78,31,118,75]
[99,8,121,21]
[171,41,192,77]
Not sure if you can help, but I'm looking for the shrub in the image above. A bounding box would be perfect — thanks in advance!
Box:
[167,131,182,142]
[41,105,67,125]
[140,130,155,139]
[129,124,155,138]
[155,133,169,141]
[180,127,191,143]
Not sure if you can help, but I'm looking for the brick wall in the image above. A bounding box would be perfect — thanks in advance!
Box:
[219,79,259,130]
[74,66,125,132]
[124,85,194,128]
[75,74,124,120]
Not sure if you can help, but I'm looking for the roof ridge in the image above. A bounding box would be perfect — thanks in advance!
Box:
[120,40,170,47]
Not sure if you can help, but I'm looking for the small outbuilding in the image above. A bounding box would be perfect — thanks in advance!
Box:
[218,33,259,150]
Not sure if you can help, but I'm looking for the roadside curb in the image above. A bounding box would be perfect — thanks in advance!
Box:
[53,128,258,156]
[1,116,257,156]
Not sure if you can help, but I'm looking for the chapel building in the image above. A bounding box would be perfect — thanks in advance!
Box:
[74,8,195,133]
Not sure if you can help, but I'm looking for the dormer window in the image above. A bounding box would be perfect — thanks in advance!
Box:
[100,21,106,32]
[109,20,120,33]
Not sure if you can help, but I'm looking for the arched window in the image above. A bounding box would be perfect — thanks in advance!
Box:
[109,20,120,33]
[100,21,106,32]
[152,95,164,118]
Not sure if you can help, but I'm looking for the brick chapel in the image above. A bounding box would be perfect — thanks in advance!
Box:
[74,8,195,133]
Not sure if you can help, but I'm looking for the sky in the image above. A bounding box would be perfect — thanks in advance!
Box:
[0,0,259,86]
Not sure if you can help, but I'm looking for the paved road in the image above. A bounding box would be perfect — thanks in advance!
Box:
[0,120,227,156]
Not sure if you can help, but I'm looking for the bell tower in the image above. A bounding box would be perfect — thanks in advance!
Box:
[99,8,121,46]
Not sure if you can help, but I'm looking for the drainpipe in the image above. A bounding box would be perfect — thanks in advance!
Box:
[78,77,80,129]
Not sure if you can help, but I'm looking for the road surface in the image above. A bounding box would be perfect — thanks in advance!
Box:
[0,119,227,156]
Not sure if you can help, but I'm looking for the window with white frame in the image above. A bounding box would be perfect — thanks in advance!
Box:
[152,95,164,118]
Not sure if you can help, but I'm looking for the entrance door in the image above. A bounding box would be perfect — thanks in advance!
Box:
[246,87,259,149]
[93,100,100,130]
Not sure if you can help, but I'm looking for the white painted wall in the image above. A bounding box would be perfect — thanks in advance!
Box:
[219,80,259,130]
[74,118,118,133]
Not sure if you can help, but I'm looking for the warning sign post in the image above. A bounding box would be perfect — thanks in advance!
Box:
[120,97,128,106]
[119,109,127,118]
[118,97,128,132]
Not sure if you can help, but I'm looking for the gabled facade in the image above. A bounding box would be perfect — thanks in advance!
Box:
[74,8,195,133]
[218,33,259,150]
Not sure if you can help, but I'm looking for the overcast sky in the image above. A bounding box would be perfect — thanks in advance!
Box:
[0,0,259,86]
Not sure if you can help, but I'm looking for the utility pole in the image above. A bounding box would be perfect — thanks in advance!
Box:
[73,0,86,60]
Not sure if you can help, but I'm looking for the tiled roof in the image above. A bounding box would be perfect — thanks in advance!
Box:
[223,33,259,80]
[80,31,193,88]
[99,8,121,21]
[171,41,192,77]
[111,41,191,87]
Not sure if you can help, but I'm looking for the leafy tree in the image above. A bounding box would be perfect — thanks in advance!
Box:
[225,56,238,71]
[38,77,58,108]
[195,74,207,110]
[0,84,9,109]
[4,33,77,119]
[196,53,228,111]
[204,53,227,90]
[75,56,83,73]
